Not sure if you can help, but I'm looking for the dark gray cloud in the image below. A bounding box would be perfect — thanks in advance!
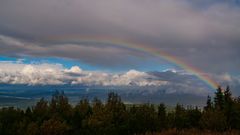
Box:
[0,0,240,74]
[0,35,156,68]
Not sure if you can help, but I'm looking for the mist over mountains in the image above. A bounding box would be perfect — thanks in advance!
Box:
[0,82,208,108]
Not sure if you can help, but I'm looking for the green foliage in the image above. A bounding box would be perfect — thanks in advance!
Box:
[72,98,92,135]
[50,91,73,120]
[214,86,225,110]
[32,98,49,123]
[1,86,240,134]
[186,107,201,128]
[157,103,167,131]
[129,104,158,134]
[204,95,213,111]
[0,107,25,135]
[200,109,227,131]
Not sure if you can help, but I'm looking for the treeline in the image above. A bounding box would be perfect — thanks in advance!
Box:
[1,86,240,135]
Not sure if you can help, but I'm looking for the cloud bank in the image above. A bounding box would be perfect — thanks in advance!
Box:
[0,35,152,68]
[3,61,239,95]
[0,62,166,87]
[0,61,239,95]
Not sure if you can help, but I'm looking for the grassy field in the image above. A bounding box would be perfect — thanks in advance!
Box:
[142,129,240,135]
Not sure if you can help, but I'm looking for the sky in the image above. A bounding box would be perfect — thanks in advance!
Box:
[0,0,240,96]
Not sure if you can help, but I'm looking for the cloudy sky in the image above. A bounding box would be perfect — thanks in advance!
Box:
[0,0,240,96]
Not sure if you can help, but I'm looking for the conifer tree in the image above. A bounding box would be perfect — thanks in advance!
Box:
[224,86,234,129]
[157,103,166,131]
[214,86,225,110]
[204,95,213,111]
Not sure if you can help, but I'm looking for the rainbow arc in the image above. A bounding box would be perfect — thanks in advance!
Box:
[46,36,219,90]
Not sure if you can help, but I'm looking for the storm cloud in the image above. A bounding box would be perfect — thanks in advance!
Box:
[0,0,240,74]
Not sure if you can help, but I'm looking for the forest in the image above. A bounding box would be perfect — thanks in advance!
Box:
[1,86,240,135]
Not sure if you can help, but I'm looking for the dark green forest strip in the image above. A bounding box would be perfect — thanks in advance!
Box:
[0,86,240,135]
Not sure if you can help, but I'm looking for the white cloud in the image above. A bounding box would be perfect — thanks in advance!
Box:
[69,69,167,86]
[214,73,240,88]
[109,70,168,86]
[1,61,232,95]
[219,73,233,82]
[163,68,177,73]
[64,66,82,74]
[0,62,167,86]
[0,62,65,85]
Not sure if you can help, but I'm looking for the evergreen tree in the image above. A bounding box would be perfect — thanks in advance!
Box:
[200,109,227,131]
[105,92,128,135]
[174,104,187,130]
[224,85,234,129]
[186,107,201,128]
[50,91,72,121]
[87,97,106,135]
[72,98,92,135]
[157,103,167,131]
[32,98,49,123]
[2,86,240,134]
[204,95,213,111]
[214,86,225,110]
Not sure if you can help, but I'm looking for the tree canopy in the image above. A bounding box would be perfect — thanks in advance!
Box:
[1,86,240,135]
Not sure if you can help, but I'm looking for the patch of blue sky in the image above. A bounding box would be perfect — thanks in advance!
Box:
[0,55,98,70]
[186,0,240,9]
[0,56,19,62]
[0,55,175,73]
[28,57,103,71]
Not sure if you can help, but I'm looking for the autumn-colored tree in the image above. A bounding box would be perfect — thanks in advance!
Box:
[25,122,39,135]
[40,118,70,135]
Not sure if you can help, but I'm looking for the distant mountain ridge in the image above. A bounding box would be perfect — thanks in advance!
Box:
[0,83,207,108]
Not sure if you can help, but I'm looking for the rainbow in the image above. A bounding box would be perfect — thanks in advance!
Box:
[45,36,219,90]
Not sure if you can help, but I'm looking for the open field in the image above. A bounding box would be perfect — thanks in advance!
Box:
[143,129,240,135]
